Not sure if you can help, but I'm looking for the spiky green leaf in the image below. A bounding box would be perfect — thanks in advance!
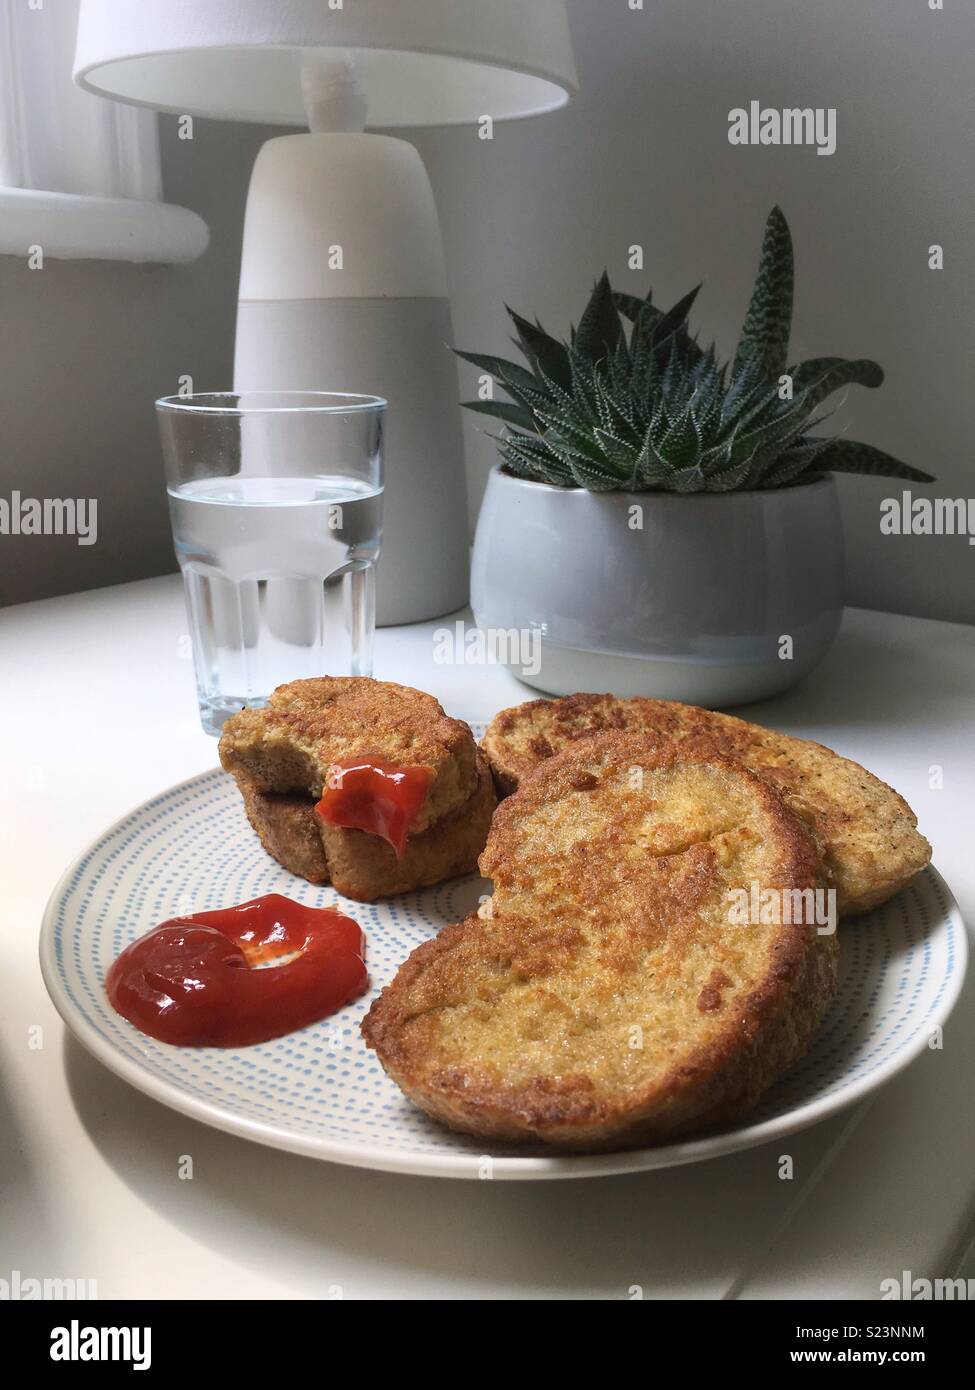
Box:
[814,439,935,482]
[452,350,539,400]
[647,284,701,359]
[505,308,573,390]
[456,209,931,491]
[757,436,834,488]
[461,399,537,430]
[574,271,625,363]
[733,205,794,379]
[788,357,883,410]
[613,289,654,321]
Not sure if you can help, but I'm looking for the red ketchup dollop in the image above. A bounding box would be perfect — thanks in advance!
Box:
[316,758,431,859]
[106,894,367,1047]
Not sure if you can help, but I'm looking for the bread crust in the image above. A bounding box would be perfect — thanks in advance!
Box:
[235,774,331,885]
[363,736,839,1149]
[481,693,930,918]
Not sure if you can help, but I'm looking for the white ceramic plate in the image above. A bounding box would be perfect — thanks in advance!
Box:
[40,743,967,1180]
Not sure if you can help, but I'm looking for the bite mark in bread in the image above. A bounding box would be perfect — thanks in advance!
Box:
[220,678,496,901]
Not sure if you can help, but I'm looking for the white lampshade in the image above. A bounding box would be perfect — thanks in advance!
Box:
[74,0,578,126]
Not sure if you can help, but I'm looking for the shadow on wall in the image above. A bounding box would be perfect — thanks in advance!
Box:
[0,116,284,607]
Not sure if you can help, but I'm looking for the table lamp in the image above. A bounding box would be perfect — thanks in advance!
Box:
[73,0,578,625]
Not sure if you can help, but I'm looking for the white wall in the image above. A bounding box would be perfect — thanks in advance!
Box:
[2,0,972,622]
[0,117,276,606]
[413,0,975,625]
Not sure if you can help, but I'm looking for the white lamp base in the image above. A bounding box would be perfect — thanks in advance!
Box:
[233,133,470,626]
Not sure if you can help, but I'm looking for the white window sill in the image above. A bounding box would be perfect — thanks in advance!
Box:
[0,187,209,264]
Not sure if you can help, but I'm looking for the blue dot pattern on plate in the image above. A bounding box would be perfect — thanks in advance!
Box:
[46,720,964,1176]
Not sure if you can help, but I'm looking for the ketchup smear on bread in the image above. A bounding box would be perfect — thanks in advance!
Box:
[316,759,431,858]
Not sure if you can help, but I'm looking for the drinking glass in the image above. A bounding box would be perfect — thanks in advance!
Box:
[157,391,385,735]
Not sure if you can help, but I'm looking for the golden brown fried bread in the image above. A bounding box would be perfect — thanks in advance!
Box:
[363,736,839,1150]
[234,774,331,885]
[481,694,930,918]
[220,678,495,900]
[221,677,477,833]
[235,754,497,901]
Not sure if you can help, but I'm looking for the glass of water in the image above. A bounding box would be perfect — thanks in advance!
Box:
[157,391,385,735]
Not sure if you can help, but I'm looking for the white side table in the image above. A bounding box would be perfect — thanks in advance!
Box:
[1,577,972,1299]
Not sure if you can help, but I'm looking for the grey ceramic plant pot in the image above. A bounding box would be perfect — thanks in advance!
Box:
[470,469,844,706]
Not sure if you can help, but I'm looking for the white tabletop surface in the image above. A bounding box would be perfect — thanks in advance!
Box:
[1,575,973,1301]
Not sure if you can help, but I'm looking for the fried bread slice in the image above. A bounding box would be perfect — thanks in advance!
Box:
[481,694,930,917]
[234,776,332,885]
[363,736,839,1150]
[220,677,478,833]
[220,678,494,900]
[234,753,497,901]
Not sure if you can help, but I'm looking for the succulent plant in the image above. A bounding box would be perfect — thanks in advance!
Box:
[455,207,932,492]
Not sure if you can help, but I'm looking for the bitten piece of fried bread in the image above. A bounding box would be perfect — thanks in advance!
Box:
[219,677,495,900]
[481,694,930,918]
[221,677,478,831]
[235,753,497,901]
[363,735,839,1150]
